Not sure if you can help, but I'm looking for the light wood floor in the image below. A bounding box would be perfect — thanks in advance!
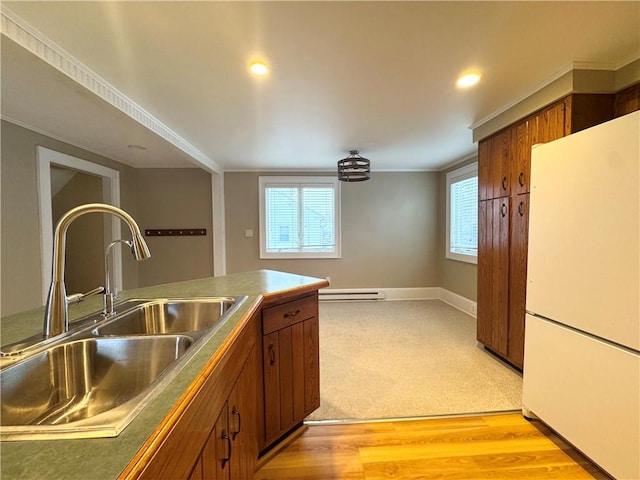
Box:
[254,413,608,480]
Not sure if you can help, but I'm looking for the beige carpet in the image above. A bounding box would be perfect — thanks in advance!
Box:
[307,300,523,421]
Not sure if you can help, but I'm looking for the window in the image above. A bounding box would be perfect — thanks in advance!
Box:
[446,163,478,264]
[259,176,341,259]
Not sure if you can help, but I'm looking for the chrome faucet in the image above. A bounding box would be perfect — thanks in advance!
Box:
[103,239,133,317]
[43,203,151,338]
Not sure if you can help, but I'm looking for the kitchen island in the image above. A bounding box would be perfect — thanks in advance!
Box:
[0,270,328,480]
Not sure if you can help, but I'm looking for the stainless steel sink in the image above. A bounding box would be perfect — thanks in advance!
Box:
[2,336,191,428]
[0,296,246,440]
[93,297,237,337]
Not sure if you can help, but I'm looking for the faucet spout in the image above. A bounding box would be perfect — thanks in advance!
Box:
[43,203,151,338]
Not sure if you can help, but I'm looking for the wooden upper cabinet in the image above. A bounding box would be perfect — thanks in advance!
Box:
[491,131,510,199]
[566,93,615,133]
[615,83,640,118]
[478,130,510,200]
[509,94,614,195]
[532,101,566,144]
[478,140,490,201]
[510,120,531,195]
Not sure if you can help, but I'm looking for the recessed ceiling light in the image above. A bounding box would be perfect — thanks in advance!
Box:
[249,62,268,75]
[456,73,481,88]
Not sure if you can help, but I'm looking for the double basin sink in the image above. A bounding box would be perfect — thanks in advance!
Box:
[0,296,245,440]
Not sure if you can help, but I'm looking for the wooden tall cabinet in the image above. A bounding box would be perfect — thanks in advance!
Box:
[477,93,614,368]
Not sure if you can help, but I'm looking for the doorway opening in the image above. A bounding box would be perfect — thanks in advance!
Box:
[37,146,122,304]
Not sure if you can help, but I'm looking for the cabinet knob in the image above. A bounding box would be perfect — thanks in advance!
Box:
[502,176,508,191]
[231,406,241,440]
[518,201,525,216]
[501,203,507,217]
[518,171,525,187]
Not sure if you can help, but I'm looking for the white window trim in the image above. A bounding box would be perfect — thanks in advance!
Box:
[259,176,341,259]
[445,162,478,264]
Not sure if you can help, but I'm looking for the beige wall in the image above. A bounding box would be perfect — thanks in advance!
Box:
[1,119,478,316]
[1,120,140,316]
[136,168,214,287]
[437,157,478,301]
[225,171,440,288]
[0,121,214,317]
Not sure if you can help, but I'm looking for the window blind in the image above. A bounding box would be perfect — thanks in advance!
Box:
[450,176,478,256]
[264,183,335,253]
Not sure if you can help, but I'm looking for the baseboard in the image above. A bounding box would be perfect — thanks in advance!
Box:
[439,288,477,318]
[319,286,477,318]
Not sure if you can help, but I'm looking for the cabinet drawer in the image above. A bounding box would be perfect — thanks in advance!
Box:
[263,295,317,335]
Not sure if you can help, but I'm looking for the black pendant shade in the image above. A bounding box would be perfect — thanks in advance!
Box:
[337,150,371,182]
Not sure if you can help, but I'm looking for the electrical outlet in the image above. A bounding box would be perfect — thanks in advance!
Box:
[471,304,477,315]
[325,276,331,283]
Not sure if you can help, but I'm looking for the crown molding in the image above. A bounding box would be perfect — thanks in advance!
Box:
[469,59,639,139]
[469,62,576,132]
[0,6,221,173]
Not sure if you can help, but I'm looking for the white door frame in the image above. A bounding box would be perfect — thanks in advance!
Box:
[36,146,121,303]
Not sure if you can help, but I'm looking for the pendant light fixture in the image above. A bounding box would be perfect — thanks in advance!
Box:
[337,150,371,182]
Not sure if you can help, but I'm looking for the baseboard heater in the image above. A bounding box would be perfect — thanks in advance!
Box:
[319,289,385,301]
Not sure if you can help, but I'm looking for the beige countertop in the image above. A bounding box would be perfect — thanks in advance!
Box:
[0,270,327,480]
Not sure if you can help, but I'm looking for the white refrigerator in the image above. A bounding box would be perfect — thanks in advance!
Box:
[523,111,639,479]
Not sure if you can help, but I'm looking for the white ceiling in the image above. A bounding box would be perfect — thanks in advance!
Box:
[1,1,639,172]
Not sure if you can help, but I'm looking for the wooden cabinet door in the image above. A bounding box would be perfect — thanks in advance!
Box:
[187,457,204,480]
[533,101,566,144]
[262,330,281,445]
[510,120,531,195]
[261,295,321,449]
[490,198,510,357]
[263,319,318,445]
[478,139,491,201]
[566,94,614,133]
[477,198,509,356]
[303,317,320,413]
[228,347,259,480]
[476,200,491,345]
[508,194,529,368]
[201,406,230,480]
[615,83,640,117]
[489,131,510,199]
[478,131,509,200]
[288,321,307,426]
